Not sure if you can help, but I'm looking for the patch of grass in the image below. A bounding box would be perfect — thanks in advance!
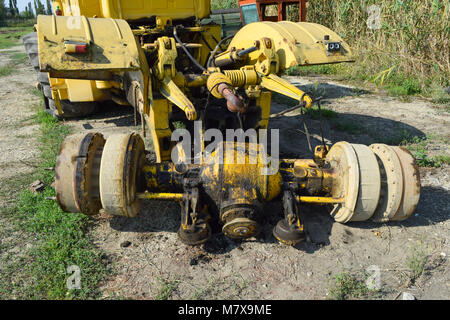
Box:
[427,83,450,106]
[384,75,421,97]
[171,121,187,130]
[156,278,180,300]
[327,272,378,300]
[402,136,449,168]
[271,92,297,106]
[0,107,107,299]
[378,129,416,146]
[431,155,450,167]
[0,65,14,77]
[27,87,42,97]
[407,242,428,281]
[0,52,31,78]
[306,105,338,120]
[9,52,29,65]
[332,118,367,135]
[285,64,342,77]
[0,27,34,49]
[306,1,449,100]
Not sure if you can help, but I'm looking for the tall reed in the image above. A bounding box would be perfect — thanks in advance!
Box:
[306,0,449,88]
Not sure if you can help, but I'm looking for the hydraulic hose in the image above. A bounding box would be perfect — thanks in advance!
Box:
[207,34,234,68]
[173,26,206,73]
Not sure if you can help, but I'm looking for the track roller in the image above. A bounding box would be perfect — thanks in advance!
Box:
[99,133,146,218]
[55,133,105,214]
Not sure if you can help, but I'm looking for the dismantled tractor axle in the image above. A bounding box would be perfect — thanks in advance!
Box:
[55,132,420,246]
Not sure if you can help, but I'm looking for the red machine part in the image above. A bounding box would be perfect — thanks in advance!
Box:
[238,0,308,23]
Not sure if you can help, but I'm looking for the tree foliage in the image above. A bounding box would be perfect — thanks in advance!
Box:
[45,0,51,14]
[34,0,45,15]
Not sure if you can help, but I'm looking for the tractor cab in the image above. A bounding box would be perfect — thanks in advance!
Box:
[238,0,308,24]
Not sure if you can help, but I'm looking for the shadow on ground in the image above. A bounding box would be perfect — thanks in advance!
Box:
[100,83,443,255]
[269,106,426,158]
[88,101,136,127]
[107,183,449,255]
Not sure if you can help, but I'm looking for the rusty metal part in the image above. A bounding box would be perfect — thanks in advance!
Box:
[369,144,404,222]
[314,145,329,160]
[55,133,94,213]
[218,83,246,113]
[178,223,211,245]
[350,144,381,222]
[178,187,211,245]
[389,147,421,221]
[222,217,260,239]
[99,133,146,217]
[73,133,106,215]
[273,219,305,246]
[273,190,305,246]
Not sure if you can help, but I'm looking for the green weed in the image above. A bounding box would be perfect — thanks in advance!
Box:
[327,272,378,300]
[0,107,107,299]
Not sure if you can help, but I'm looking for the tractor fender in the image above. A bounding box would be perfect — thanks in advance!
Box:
[229,21,354,72]
[36,14,142,80]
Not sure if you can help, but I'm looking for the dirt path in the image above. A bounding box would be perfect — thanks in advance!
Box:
[0,45,40,203]
[0,44,448,300]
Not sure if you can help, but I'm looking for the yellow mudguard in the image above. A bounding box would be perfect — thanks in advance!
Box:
[36,15,141,80]
[229,21,354,72]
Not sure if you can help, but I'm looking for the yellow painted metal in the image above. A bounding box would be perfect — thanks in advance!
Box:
[297,196,344,204]
[229,21,354,72]
[260,74,313,108]
[148,99,174,162]
[206,72,233,98]
[48,77,110,102]
[53,0,211,20]
[201,142,283,203]
[207,67,312,109]
[256,91,272,129]
[136,192,183,201]
[154,37,197,121]
[37,15,141,78]
[160,79,197,120]
[65,79,110,101]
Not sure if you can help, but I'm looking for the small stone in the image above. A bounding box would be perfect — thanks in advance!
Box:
[307,272,313,277]
[189,258,198,266]
[402,292,415,300]
[30,180,45,193]
[440,252,446,258]
[120,240,132,248]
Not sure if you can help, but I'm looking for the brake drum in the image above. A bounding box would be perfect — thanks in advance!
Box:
[99,133,146,218]
[326,141,359,223]
[55,133,105,214]
[350,144,381,222]
[389,146,421,221]
[55,134,86,213]
[369,144,403,222]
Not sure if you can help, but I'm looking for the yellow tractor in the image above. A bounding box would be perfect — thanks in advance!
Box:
[27,0,420,245]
